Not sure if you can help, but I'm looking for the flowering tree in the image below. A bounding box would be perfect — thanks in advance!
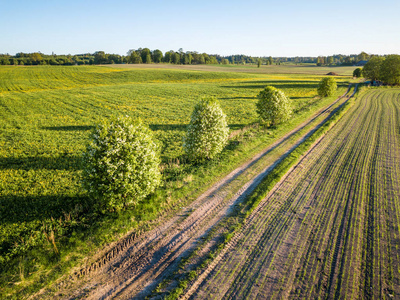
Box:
[317,77,337,97]
[183,97,229,161]
[256,86,292,126]
[82,116,161,212]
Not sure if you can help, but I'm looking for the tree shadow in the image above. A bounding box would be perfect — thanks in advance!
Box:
[221,80,348,90]
[0,194,90,224]
[42,126,94,131]
[221,80,320,90]
[149,124,188,132]
[219,96,256,100]
[228,123,249,130]
[0,155,83,171]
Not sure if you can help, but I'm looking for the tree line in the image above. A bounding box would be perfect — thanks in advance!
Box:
[0,49,390,67]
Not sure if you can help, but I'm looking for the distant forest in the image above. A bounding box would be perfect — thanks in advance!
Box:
[0,49,374,66]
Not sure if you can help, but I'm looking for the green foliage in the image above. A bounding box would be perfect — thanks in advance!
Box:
[152,49,163,63]
[362,56,384,81]
[353,68,362,78]
[82,116,161,211]
[380,55,400,85]
[256,86,292,126]
[184,97,229,161]
[317,77,337,97]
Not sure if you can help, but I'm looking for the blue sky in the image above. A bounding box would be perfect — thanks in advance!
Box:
[1,0,399,57]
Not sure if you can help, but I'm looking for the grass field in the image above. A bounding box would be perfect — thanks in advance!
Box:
[0,65,351,297]
[107,63,357,76]
[191,88,400,299]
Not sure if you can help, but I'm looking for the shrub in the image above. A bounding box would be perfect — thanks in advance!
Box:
[317,77,337,97]
[256,86,292,126]
[353,68,362,78]
[183,97,229,161]
[82,116,161,212]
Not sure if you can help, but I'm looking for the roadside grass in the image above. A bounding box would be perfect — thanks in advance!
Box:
[0,65,350,298]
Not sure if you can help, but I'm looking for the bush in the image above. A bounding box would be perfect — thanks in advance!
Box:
[183,97,229,161]
[317,77,337,97]
[353,68,362,78]
[256,86,292,126]
[82,116,161,212]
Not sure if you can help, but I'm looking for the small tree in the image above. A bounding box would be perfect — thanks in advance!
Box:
[353,68,362,78]
[183,97,229,161]
[256,86,292,126]
[317,77,337,97]
[82,116,161,212]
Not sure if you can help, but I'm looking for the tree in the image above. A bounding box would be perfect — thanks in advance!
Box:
[199,54,206,64]
[145,54,152,64]
[30,52,43,65]
[353,68,362,78]
[163,51,173,63]
[183,97,229,161]
[82,116,161,212]
[129,51,141,64]
[186,53,193,64]
[357,51,369,62]
[362,56,384,81]
[256,86,292,126]
[140,48,151,64]
[94,51,106,64]
[171,52,180,64]
[380,55,400,85]
[152,49,163,63]
[317,77,337,97]
[257,59,261,68]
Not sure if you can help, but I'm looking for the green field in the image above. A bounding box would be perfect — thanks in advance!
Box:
[107,63,357,76]
[0,65,350,297]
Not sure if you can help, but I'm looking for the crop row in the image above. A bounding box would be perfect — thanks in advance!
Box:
[191,89,400,299]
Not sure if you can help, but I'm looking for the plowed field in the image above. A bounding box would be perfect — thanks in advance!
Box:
[190,89,400,299]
